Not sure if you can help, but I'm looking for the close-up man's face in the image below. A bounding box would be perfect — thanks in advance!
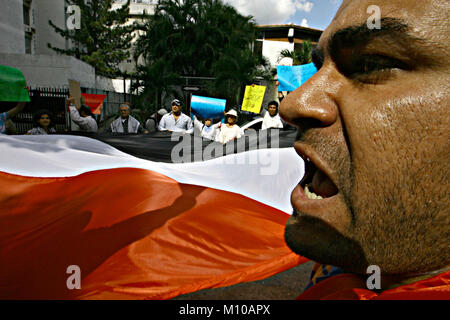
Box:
[227,115,237,125]
[281,0,449,276]
[120,106,130,119]
[172,104,181,113]
[268,104,278,116]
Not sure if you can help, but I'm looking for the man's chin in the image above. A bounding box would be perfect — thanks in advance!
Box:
[284,213,368,274]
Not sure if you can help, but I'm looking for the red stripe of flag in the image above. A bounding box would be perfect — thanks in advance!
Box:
[0,168,307,300]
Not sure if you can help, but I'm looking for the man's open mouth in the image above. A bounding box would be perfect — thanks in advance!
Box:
[298,154,339,200]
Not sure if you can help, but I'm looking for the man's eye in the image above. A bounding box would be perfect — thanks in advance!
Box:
[348,55,409,83]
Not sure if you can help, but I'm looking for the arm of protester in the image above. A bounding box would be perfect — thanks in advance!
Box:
[185,116,194,134]
[158,115,168,131]
[137,124,148,134]
[67,96,78,110]
[236,126,242,140]
[69,105,91,129]
[193,115,203,131]
[261,118,267,130]
[7,102,26,119]
[8,87,29,118]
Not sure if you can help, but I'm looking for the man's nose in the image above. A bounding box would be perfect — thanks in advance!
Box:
[279,67,339,129]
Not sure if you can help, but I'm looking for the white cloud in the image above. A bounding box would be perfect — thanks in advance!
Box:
[296,1,313,13]
[300,18,309,27]
[224,0,314,25]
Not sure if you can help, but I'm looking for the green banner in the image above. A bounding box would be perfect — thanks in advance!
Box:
[0,65,30,102]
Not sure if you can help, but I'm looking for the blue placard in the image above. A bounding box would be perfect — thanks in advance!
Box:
[277,63,317,92]
[190,95,226,119]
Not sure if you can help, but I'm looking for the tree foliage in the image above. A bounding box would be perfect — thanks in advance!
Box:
[133,0,270,108]
[48,0,136,77]
[278,40,313,66]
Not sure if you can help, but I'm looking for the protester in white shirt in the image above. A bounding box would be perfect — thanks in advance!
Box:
[217,109,242,144]
[261,101,283,130]
[193,115,221,140]
[68,96,98,133]
[158,99,194,134]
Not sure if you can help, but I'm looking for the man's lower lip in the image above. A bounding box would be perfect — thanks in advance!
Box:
[291,184,338,212]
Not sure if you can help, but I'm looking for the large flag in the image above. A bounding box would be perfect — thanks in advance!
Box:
[296,263,450,300]
[0,134,308,299]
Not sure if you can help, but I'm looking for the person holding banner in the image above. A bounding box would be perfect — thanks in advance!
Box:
[158,99,193,134]
[217,109,242,144]
[193,115,221,141]
[68,96,98,133]
[109,104,147,134]
[261,101,284,130]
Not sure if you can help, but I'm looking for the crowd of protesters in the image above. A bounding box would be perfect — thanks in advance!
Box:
[1,88,286,143]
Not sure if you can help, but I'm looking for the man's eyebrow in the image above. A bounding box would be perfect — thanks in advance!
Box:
[327,18,423,57]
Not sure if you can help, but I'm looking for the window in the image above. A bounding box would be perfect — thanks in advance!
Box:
[254,40,263,57]
[23,0,34,54]
[25,33,32,54]
[23,0,31,26]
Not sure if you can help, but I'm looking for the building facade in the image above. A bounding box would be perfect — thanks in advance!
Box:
[0,0,135,92]
[255,24,322,67]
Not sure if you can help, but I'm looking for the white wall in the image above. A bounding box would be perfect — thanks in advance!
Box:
[0,0,26,54]
[0,53,119,91]
[262,40,294,67]
[34,0,67,56]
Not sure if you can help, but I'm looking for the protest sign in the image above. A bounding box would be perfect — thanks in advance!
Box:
[241,85,266,114]
[277,63,317,92]
[190,95,226,119]
[69,80,82,109]
[0,65,30,102]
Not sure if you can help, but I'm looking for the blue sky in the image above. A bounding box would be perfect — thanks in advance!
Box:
[224,0,343,31]
[291,0,342,30]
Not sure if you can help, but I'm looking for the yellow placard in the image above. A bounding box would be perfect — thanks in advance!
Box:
[241,85,266,114]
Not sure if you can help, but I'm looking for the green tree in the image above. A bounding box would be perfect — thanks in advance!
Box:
[278,40,313,66]
[48,0,136,77]
[133,0,270,109]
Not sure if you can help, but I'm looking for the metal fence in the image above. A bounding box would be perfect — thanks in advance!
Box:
[0,87,136,134]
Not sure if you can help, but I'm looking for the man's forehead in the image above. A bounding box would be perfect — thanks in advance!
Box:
[319,0,438,50]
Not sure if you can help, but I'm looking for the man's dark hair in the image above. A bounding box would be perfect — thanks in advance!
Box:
[80,105,92,116]
[268,101,279,108]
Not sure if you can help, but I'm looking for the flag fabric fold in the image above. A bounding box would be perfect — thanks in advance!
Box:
[0,135,307,299]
